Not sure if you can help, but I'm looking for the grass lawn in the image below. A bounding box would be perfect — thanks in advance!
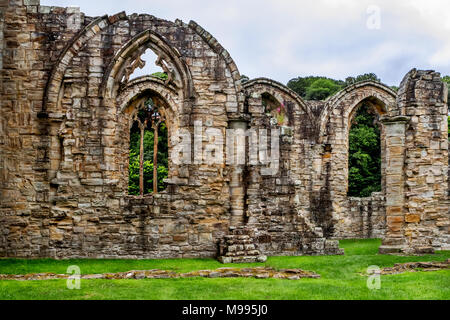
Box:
[0,239,448,300]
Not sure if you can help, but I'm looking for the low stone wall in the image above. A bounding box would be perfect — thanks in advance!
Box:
[335,193,386,239]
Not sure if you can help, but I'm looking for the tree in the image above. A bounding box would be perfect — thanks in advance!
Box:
[287,76,324,98]
[287,73,379,101]
[348,103,381,197]
[151,72,168,80]
[287,76,343,100]
[129,122,168,195]
[343,73,380,88]
[305,78,342,100]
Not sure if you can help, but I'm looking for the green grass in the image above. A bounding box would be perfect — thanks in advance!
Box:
[0,239,449,300]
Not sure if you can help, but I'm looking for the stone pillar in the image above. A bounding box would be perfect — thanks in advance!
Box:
[228,120,247,227]
[401,70,449,253]
[380,69,449,254]
[379,116,409,254]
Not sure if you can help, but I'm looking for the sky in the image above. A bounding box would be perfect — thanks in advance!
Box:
[41,0,450,86]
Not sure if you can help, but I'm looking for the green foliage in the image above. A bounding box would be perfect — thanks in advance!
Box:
[305,78,342,100]
[128,122,168,195]
[287,73,379,101]
[287,76,343,99]
[151,72,168,80]
[390,86,399,92]
[287,76,319,98]
[348,103,381,197]
[343,73,380,87]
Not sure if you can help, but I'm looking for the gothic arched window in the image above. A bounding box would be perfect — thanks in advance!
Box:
[128,97,168,195]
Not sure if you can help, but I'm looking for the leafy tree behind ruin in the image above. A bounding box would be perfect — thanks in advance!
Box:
[304,78,342,100]
[287,73,380,100]
[287,76,344,99]
[128,122,168,195]
[343,73,380,87]
[347,104,382,197]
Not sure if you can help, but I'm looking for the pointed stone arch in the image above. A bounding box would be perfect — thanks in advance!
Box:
[117,75,182,138]
[42,12,128,115]
[313,81,398,238]
[188,20,242,100]
[243,78,312,117]
[105,74,185,195]
[94,29,196,195]
[101,29,195,102]
[318,81,398,143]
[118,77,177,196]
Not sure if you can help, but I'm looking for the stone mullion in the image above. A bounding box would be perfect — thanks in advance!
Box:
[151,118,161,194]
[137,118,148,196]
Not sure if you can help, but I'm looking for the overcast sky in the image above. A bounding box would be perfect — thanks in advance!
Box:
[42,0,450,86]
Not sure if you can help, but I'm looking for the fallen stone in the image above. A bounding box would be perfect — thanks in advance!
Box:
[0,267,320,281]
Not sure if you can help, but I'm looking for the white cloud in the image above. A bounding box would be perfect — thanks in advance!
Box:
[42,0,450,85]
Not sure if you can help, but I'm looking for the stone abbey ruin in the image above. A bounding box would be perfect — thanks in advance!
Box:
[0,1,449,260]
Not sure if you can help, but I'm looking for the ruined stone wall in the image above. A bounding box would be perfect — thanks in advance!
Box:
[0,1,448,259]
[312,77,449,252]
[343,193,386,239]
[0,1,340,258]
[380,70,449,253]
[0,1,71,257]
[0,1,238,258]
[242,78,337,256]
